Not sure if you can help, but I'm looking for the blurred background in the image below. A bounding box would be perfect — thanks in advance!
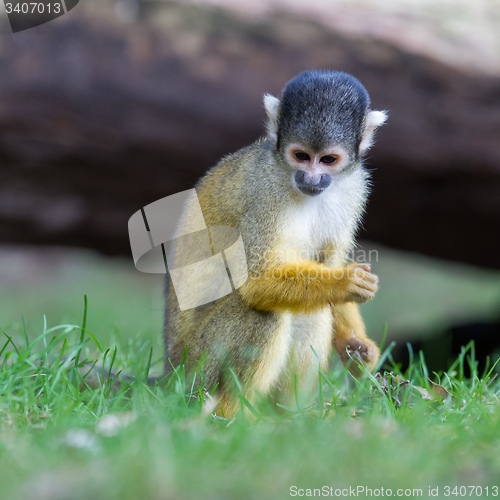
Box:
[0,0,499,372]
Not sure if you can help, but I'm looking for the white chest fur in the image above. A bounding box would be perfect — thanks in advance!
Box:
[270,169,369,392]
[277,168,368,264]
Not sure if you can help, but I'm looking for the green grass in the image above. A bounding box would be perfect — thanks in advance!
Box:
[1,300,500,500]
[3,244,500,355]
[0,246,165,353]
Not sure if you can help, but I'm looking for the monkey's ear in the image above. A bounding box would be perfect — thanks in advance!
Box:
[263,93,281,142]
[359,110,388,154]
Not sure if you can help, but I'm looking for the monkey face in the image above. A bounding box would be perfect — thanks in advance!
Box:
[285,143,351,196]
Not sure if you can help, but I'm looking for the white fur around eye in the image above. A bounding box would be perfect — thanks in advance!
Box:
[359,110,388,154]
[263,93,280,142]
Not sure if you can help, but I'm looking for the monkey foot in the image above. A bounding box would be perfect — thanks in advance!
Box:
[334,336,380,377]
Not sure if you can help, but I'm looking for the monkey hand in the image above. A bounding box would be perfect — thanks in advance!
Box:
[339,263,378,304]
[333,335,380,377]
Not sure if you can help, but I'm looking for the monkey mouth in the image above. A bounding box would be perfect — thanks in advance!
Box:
[297,185,326,196]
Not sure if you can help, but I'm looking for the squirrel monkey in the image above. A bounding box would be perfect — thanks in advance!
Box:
[164,70,387,418]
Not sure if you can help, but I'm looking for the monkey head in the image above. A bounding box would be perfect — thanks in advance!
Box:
[264,70,387,197]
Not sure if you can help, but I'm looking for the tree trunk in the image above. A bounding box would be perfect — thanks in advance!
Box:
[0,2,499,266]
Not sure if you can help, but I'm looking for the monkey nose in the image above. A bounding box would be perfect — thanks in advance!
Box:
[294,171,332,196]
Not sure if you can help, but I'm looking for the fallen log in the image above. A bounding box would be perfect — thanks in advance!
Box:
[0,1,499,267]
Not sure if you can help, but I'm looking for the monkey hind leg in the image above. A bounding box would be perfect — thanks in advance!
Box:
[195,294,293,419]
[273,309,334,411]
[332,303,380,377]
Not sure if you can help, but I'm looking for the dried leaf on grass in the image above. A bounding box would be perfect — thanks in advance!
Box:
[413,378,452,401]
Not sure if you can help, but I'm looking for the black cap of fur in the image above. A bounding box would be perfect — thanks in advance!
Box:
[277,70,370,155]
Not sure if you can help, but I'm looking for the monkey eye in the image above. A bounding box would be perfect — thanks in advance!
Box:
[294,152,310,162]
[320,155,337,164]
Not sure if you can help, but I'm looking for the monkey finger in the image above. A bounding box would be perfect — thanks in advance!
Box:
[350,277,378,292]
[357,286,376,299]
[350,267,378,284]
[361,351,371,362]
[348,291,372,304]
[357,263,371,272]
[363,272,378,284]
[350,350,363,362]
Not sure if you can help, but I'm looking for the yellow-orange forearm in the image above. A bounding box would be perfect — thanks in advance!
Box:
[240,261,377,314]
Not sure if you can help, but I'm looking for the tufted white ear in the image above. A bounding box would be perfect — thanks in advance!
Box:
[359,110,388,154]
[263,93,281,142]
